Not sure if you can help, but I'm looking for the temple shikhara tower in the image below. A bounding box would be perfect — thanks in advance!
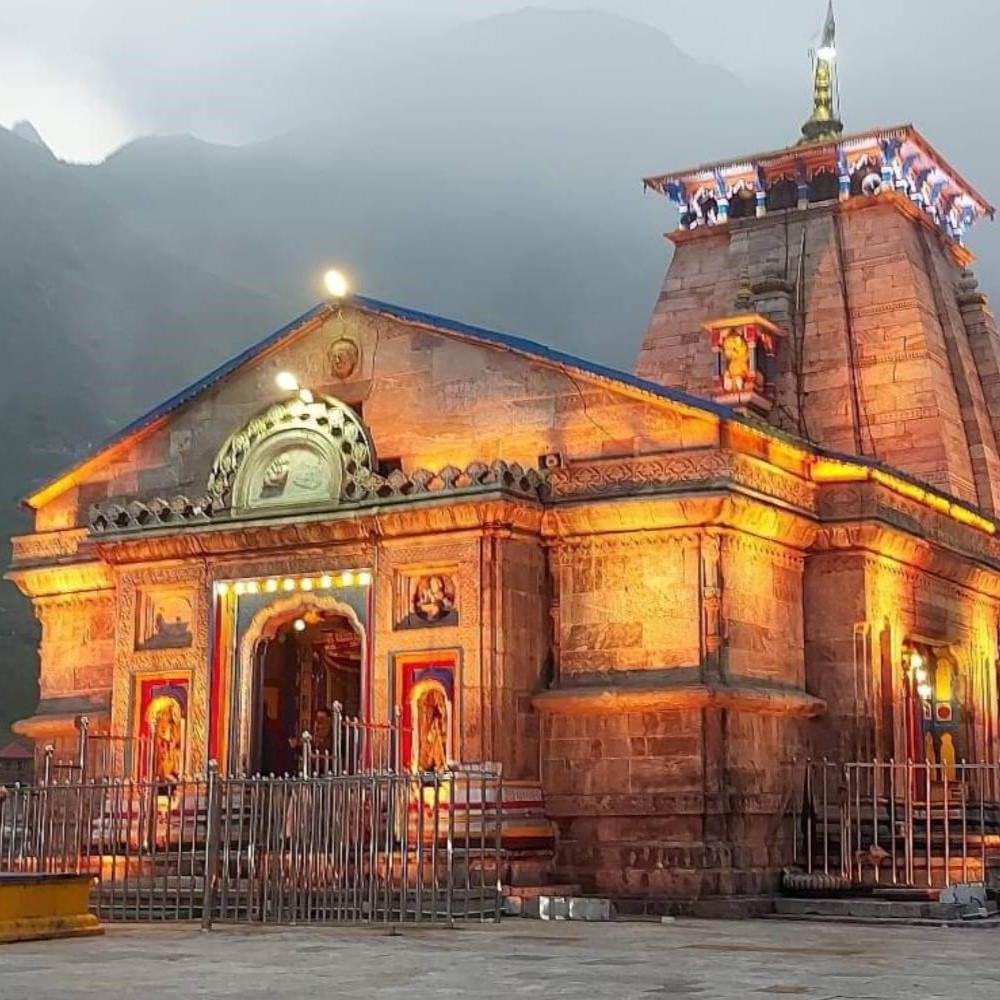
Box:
[10,3,1000,907]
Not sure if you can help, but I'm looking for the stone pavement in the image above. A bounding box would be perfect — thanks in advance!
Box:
[1,918,997,999]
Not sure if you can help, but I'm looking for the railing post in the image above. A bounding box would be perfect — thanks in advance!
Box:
[41,744,54,787]
[392,705,403,775]
[75,716,90,781]
[300,732,313,779]
[201,761,222,931]
[331,704,343,776]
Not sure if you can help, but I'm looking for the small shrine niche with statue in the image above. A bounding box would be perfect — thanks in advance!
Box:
[701,300,784,416]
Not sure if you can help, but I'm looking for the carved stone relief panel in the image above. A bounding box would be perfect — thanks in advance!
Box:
[113,563,209,773]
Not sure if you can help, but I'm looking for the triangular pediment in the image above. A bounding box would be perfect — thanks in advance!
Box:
[28,297,730,526]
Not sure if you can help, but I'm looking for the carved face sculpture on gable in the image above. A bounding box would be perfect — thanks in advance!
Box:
[328,338,360,381]
[207,395,377,515]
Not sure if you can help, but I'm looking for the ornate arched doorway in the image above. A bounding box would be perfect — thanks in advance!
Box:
[234,595,366,774]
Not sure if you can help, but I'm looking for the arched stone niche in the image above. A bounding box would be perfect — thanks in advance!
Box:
[207,395,376,515]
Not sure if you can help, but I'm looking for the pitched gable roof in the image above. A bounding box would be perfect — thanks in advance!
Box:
[24,294,735,509]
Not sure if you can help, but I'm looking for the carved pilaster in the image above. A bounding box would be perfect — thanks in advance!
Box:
[700,531,723,681]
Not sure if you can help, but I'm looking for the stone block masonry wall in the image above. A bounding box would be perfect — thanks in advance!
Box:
[555,534,700,677]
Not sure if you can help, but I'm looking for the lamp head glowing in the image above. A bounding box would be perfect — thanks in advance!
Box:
[816,44,836,61]
[293,618,306,633]
[909,650,924,671]
[324,268,350,299]
[275,371,299,392]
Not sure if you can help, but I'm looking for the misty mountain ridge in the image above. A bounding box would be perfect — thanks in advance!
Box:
[0,6,997,740]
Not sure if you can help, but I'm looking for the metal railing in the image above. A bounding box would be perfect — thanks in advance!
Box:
[791,759,1000,889]
[0,765,503,927]
[303,706,403,776]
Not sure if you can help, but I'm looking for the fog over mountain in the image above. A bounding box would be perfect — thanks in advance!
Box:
[1,5,999,737]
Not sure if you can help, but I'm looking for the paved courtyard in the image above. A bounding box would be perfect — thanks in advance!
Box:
[1,918,997,999]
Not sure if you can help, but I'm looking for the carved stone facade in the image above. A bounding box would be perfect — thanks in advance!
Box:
[9,264,1000,903]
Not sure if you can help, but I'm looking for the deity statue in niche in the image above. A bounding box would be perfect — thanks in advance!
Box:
[719,328,751,391]
[414,683,449,772]
[701,310,783,415]
[146,693,185,784]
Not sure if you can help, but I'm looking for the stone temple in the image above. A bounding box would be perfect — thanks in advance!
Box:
[10,6,1000,904]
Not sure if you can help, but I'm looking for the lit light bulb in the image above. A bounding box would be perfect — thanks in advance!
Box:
[275,371,299,392]
[282,578,296,592]
[319,574,333,589]
[342,571,356,587]
[909,651,924,671]
[216,581,230,595]
[357,570,372,587]
[323,268,350,299]
[917,683,933,701]
[301,578,314,591]
[293,618,306,632]
[265,579,279,593]
[246,580,260,595]
[816,44,836,61]
[234,581,247,596]
[915,667,928,685]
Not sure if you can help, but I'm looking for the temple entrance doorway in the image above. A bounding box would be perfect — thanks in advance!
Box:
[250,608,362,776]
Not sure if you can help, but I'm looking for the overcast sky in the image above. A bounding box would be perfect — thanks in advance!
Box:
[2,0,997,163]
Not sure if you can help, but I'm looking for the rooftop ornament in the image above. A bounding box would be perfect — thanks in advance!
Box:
[800,1,843,145]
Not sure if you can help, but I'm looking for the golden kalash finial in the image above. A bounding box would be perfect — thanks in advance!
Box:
[800,1,843,144]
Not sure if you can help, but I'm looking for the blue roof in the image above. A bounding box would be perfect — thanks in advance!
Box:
[28,294,736,505]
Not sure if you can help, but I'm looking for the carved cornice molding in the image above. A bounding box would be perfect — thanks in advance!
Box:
[545,449,815,513]
[89,460,545,538]
[7,562,114,599]
[10,528,89,566]
[543,494,816,549]
[533,679,825,719]
[92,496,544,565]
[814,479,1000,592]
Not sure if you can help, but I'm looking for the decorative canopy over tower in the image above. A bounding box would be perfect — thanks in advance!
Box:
[637,2,1000,516]
[642,2,993,247]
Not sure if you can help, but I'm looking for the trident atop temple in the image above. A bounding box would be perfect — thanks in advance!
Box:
[800,1,843,144]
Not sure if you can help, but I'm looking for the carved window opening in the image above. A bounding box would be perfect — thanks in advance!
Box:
[766,177,798,212]
[728,186,757,220]
[808,168,839,204]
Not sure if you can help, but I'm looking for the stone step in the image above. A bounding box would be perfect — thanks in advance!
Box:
[775,896,998,921]
[507,894,613,921]
[504,883,583,900]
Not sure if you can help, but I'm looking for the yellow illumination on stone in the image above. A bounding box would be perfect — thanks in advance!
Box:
[811,458,868,482]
